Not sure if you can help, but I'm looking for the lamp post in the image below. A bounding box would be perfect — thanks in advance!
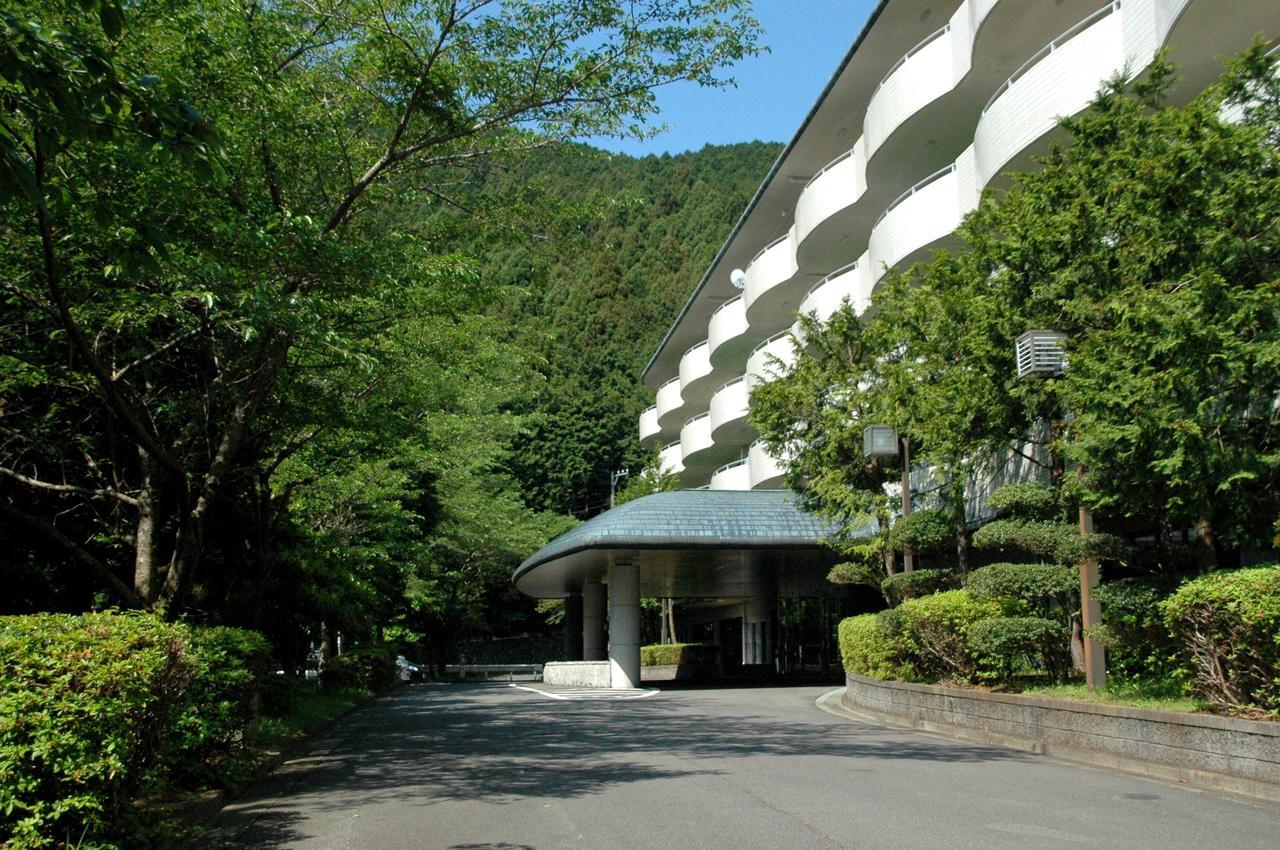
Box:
[609,469,630,508]
[1015,330,1105,690]
[863,425,913,573]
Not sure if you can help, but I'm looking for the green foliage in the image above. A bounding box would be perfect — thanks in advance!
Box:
[972,519,1128,566]
[880,569,958,604]
[639,643,718,667]
[827,558,883,590]
[1160,566,1280,714]
[613,452,681,507]
[1091,577,1180,685]
[968,616,1069,684]
[837,613,911,680]
[0,612,268,849]
[987,482,1060,520]
[968,563,1076,617]
[896,590,1007,683]
[321,646,399,694]
[887,508,955,554]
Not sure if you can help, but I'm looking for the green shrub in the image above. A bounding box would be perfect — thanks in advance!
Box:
[988,481,1059,519]
[968,616,1069,684]
[321,645,398,693]
[896,590,1006,683]
[640,643,718,667]
[881,568,958,604]
[0,612,271,849]
[173,627,272,785]
[887,509,954,554]
[826,560,882,588]
[837,613,910,680]
[1160,565,1280,714]
[973,519,1130,565]
[968,562,1076,617]
[1092,577,1180,685]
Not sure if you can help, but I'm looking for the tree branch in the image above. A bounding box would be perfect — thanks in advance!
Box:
[0,465,140,506]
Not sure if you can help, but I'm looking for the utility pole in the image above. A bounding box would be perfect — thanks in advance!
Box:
[609,469,630,509]
[901,435,914,573]
[1077,470,1106,690]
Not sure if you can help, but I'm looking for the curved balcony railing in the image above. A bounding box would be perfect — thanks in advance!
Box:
[655,375,684,429]
[867,161,964,283]
[710,458,752,491]
[974,0,1127,187]
[797,261,860,325]
[710,375,750,439]
[679,412,715,462]
[875,24,952,92]
[638,405,661,446]
[659,440,684,476]
[745,330,797,388]
[708,295,749,360]
[982,2,1121,115]
[748,439,786,490]
[805,147,856,190]
[743,233,798,314]
[679,340,712,392]
[865,22,957,158]
[873,163,957,229]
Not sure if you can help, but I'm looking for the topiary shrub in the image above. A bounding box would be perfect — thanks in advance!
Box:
[827,560,882,588]
[896,590,1006,683]
[988,481,1059,519]
[837,613,910,680]
[881,568,958,604]
[887,508,955,554]
[972,518,1130,566]
[968,616,1069,684]
[1160,565,1280,714]
[1092,577,1180,685]
[640,643,718,667]
[968,562,1076,617]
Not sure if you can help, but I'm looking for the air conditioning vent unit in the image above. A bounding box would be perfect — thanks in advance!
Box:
[1015,330,1068,377]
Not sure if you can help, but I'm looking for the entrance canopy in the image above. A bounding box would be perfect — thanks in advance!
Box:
[513,490,845,599]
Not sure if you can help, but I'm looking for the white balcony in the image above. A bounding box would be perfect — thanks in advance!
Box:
[638,405,660,447]
[678,340,715,408]
[794,140,866,252]
[867,159,970,285]
[659,440,684,476]
[679,412,715,466]
[710,458,752,491]
[975,2,1125,187]
[709,375,751,443]
[742,233,802,328]
[745,331,798,389]
[864,23,959,161]
[796,261,861,327]
[708,295,750,368]
[748,440,786,490]
[655,376,685,432]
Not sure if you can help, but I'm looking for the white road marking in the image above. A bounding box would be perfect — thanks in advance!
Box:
[509,684,659,701]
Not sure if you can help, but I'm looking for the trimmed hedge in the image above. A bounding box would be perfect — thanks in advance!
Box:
[968,562,1076,617]
[896,590,1007,683]
[640,643,718,667]
[1092,577,1179,685]
[881,568,957,604]
[968,616,1069,683]
[988,481,1058,519]
[838,613,910,680]
[1161,565,1280,714]
[0,612,270,849]
[887,509,954,554]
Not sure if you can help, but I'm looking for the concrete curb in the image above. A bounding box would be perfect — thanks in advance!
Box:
[821,679,1280,805]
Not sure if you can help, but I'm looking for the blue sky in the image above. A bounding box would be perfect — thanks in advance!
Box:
[592,1,881,157]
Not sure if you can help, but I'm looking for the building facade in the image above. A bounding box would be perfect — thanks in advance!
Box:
[638,0,1279,489]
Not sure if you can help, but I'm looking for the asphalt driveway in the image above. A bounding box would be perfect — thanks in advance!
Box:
[200,683,1280,849]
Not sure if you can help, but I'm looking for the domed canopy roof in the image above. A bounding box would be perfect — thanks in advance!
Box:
[514,490,851,599]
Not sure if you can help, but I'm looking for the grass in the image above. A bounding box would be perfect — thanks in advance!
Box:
[248,685,374,752]
[1020,679,1205,713]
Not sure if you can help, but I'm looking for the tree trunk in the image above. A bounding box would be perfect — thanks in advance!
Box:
[1194,515,1220,571]
[133,447,159,603]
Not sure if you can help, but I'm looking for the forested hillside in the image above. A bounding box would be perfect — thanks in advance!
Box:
[425,141,781,517]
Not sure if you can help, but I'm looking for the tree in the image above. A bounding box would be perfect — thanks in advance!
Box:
[0,0,763,614]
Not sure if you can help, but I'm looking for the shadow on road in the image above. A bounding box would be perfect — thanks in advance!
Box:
[201,683,1027,847]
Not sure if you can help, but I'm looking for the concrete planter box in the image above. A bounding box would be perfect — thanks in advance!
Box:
[844,673,1280,800]
[543,661,610,688]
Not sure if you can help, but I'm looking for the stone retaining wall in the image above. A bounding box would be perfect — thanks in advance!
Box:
[543,661,611,688]
[844,673,1280,799]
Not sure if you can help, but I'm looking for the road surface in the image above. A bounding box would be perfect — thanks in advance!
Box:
[201,683,1280,849]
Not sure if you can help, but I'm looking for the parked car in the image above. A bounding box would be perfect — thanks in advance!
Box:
[396,655,422,683]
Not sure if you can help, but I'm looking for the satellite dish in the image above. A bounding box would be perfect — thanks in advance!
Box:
[729,268,746,290]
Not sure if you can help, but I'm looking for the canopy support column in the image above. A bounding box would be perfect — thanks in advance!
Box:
[608,560,641,689]
[582,580,606,661]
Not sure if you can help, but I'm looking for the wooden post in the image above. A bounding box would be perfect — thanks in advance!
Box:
[901,435,914,573]
[1078,501,1106,690]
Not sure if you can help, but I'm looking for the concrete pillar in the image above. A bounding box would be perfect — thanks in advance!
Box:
[562,594,583,661]
[608,561,641,689]
[582,580,606,662]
